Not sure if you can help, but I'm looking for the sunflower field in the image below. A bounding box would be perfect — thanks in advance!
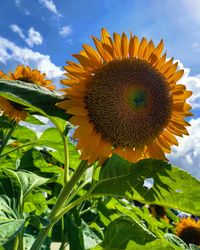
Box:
[0,29,199,250]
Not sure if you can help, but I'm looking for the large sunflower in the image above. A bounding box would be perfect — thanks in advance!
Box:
[57,28,192,165]
[176,217,200,246]
[0,70,27,122]
[8,65,54,90]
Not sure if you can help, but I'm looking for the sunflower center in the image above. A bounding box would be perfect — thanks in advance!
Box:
[17,77,34,83]
[85,58,172,148]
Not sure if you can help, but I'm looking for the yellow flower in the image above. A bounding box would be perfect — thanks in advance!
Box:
[8,65,55,90]
[0,65,54,122]
[176,217,200,246]
[57,28,192,165]
[0,70,27,122]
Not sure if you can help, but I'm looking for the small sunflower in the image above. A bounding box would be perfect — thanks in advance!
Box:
[0,70,27,122]
[176,217,200,246]
[8,65,54,90]
[57,28,192,165]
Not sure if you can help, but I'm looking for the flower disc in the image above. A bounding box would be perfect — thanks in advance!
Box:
[85,58,172,148]
[58,28,192,164]
[176,218,200,246]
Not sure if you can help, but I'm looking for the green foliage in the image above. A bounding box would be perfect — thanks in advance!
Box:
[90,155,200,215]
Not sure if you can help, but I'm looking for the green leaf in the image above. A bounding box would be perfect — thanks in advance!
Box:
[80,221,101,249]
[94,215,156,249]
[0,219,25,245]
[93,216,180,250]
[0,79,69,120]
[11,125,37,141]
[165,234,188,249]
[25,114,46,125]
[90,155,200,215]
[16,170,49,198]
[36,128,63,151]
[50,141,80,168]
[24,191,48,215]
[0,168,22,211]
[0,116,12,129]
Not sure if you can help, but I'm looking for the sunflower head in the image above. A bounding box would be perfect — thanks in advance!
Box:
[0,69,27,122]
[57,28,192,165]
[8,65,55,90]
[176,217,200,246]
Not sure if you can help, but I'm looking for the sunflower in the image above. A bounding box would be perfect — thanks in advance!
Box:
[8,65,54,90]
[176,217,200,246]
[0,70,27,122]
[57,28,192,165]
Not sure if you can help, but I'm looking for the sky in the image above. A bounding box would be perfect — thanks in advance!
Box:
[0,0,200,178]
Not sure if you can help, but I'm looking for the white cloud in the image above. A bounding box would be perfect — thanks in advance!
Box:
[169,118,200,179]
[26,28,43,47]
[59,26,72,37]
[10,25,43,48]
[0,37,63,84]
[178,62,200,109]
[10,24,25,39]
[39,0,62,17]
[15,0,22,7]
[165,61,200,179]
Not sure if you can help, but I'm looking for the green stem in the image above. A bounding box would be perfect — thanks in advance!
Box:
[54,194,90,223]
[49,117,69,183]
[13,235,19,250]
[62,133,69,184]
[30,160,89,250]
[0,121,17,155]
[0,139,37,158]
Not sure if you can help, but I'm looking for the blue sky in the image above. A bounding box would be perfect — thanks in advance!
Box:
[0,0,200,177]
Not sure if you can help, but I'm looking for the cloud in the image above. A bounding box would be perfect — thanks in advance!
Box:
[10,24,25,39]
[10,25,43,48]
[39,0,62,17]
[15,0,22,7]
[59,26,72,37]
[0,37,63,85]
[177,61,200,109]
[169,117,200,179]
[26,28,43,47]
[165,61,200,179]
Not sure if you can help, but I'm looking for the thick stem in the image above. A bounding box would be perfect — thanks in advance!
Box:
[62,134,69,184]
[30,160,89,250]
[0,121,17,155]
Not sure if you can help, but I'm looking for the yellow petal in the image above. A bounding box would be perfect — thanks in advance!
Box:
[113,32,122,58]
[101,28,112,46]
[121,32,129,58]
[129,35,140,58]
[138,38,147,59]
[82,44,102,65]
[92,37,112,62]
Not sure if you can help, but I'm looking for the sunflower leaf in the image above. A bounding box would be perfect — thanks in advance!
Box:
[89,155,200,216]
[0,79,69,120]
[92,216,180,250]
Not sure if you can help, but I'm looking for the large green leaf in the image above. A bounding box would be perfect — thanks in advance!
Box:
[0,79,69,119]
[0,219,25,245]
[93,215,155,249]
[93,216,180,250]
[0,168,22,211]
[11,125,37,141]
[36,128,63,151]
[89,155,200,215]
[16,170,49,198]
